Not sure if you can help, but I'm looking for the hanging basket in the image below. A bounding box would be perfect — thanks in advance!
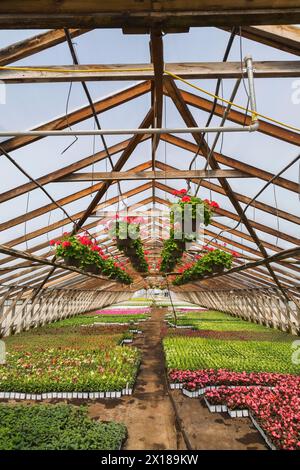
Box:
[211,264,225,274]
[124,247,136,256]
[64,257,81,268]
[116,237,132,248]
[83,264,101,275]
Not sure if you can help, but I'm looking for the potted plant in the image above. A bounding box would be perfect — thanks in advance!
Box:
[159,236,185,273]
[173,248,234,285]
[50,232,133,285]
[171,189,219,243]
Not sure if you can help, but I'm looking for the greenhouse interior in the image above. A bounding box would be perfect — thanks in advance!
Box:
[0,0,300,456]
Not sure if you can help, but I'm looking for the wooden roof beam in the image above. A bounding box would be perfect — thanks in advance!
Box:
[2,61,300,82]
[155,160,300,227]
[0,2,299,28]
[0,28,89,65]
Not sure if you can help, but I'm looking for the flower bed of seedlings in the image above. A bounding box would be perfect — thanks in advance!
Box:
[170,310,274,332]
[168,369,300,450]
[44,313,148,329]
[96,307,151,315]
[163,336,300,374]
[0,404,126,450]
[0,323,140,395]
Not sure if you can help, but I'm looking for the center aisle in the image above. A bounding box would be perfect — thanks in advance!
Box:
[89,307,186,450]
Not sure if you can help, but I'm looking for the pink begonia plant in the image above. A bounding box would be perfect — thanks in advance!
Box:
[169,369,300,450]
[95,308,150,315]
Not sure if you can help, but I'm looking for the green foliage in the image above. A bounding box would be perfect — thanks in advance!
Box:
[163,336,300,375]
[159,236,184,273]
[44,314,148,329]
[171,195,213,228]
[0,404,126,450]
[123,238,149,273]
[174,310,274,332]
[54,234,133,285]
[173,249,233,285]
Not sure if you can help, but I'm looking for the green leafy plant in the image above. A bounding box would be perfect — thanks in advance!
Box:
[171,189,219,240]
[159,236,185,273]
[109,217,149,273]
[163,336,300,375]
[51,232,133,284]
[173,248,233,285]
[0,404,126,450]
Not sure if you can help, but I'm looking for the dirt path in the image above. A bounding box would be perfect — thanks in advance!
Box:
[89,307,185,450]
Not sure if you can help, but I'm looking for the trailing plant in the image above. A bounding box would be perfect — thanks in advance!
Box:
[159,235,185,273]
[173,248,233,285]
[50,232,133,284]
[171,189,219,241]
[159,189,220,272]
[109,216,149,272]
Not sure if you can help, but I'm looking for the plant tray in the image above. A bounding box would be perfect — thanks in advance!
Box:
[182,388,200,398]
[249,413,277,450]
[169,383,183,390]
[204,396,227,413]
[228,408,249,418]
[0,389,132,401]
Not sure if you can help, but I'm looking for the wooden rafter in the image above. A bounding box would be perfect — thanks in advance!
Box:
[1,61,300,82]
[0,28,89,65]
[0,1,299,28]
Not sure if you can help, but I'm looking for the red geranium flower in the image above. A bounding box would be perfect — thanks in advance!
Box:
[49,240,56,246]
[182,195,191,202]
[180,189,187,194]
[62,241,71,248]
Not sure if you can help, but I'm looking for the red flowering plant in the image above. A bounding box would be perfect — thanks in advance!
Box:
[173,247,233,285]
[51,232,133,284]
[203,375,300,450]
[108,216,149,273]
[171,189,218,241]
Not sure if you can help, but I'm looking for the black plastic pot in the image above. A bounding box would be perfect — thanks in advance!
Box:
[124,247,136,256]
[64,257,81,268]
[116,237,132,248]
[83,264,101,275]
[211,264,225,274]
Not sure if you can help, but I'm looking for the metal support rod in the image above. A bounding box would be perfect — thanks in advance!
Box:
[244,55,258,121]
[0,123,259,137]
